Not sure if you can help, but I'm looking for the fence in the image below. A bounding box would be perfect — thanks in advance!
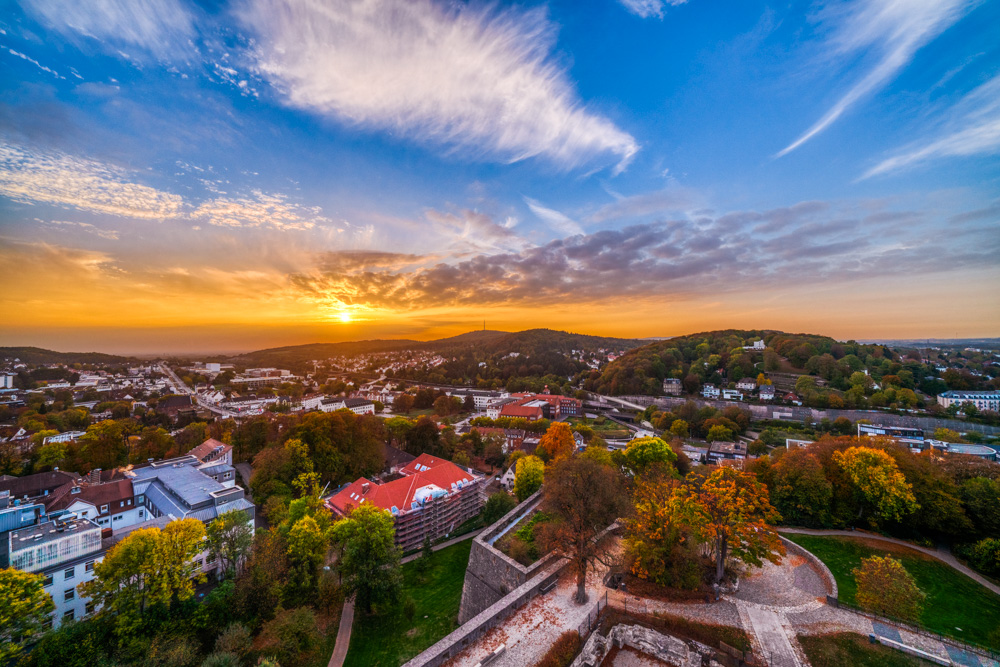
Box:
[830,597,1000,662]
[577,591,608,639]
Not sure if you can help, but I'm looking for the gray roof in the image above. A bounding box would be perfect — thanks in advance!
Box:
[131,457,227,508]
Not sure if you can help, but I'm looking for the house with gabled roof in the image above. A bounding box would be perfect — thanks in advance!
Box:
[326,453,485,552]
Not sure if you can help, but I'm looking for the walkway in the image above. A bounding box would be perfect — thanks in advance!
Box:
[779,528,1000,596]
[327,600,354,667]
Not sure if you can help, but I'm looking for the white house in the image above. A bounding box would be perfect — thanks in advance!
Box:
[721,389,743,401]
[735,378,757,392]
[701,384,720,399]
[500,465,516,492]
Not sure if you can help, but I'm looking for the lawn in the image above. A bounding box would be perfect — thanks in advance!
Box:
[799,633,937,667]
[343,540,472,667]
[786,534,1000,649]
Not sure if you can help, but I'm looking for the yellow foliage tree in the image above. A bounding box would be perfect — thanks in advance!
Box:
[833,446,918,526]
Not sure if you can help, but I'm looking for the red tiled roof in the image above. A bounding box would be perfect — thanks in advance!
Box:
[46,479,134,513]
[500,404,543,419]
[327,453,477,516]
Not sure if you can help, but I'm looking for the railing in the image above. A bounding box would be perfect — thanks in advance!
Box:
[577,591,608,639]
[830,597,1000,661]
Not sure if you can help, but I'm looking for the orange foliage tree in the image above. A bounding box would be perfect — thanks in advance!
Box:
[537,421,576,462]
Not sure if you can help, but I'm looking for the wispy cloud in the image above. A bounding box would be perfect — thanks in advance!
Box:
[239,0,638,171]
[862,74,1000,178]
[524,197,584,236]
[777,0,977,157]
[426,209,527,254]
[0,144,183,219]
[19,0,197,60]
[587,186,697,223]
[618,0,688,20]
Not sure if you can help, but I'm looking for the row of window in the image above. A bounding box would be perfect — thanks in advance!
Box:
[42,559,96,588]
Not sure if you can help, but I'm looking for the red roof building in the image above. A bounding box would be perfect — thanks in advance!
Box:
[326,453,485,552]
[499,404,544,421]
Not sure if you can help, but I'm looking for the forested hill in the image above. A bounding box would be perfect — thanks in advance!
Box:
[228,328,645,382]
[0,346,137,366]
[585,329,897,396]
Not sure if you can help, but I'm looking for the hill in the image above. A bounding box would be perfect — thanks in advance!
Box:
[586,329,898,396]
[0,346,136,366]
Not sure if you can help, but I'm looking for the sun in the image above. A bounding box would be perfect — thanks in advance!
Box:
[338,311,352,323]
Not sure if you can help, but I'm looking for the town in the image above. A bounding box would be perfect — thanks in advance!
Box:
[2,329,999,667]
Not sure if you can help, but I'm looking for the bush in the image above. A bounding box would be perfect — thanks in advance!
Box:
[534,631,581,667]
[214,623,252,664]
[483,491,518,526]
[201,654,240,667]
[965,538,1000,577]
[256,607,320,667]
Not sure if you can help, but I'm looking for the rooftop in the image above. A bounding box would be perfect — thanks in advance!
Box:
[9,517,100,550]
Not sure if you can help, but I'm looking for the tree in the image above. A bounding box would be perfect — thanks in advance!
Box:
[537,422,575,462]
[580,445,613,467]
[932,428,964,443]
[706,425,733,443]
[513,455,545,501]
[541,456,629,603]
[669,419,689,438]
[0,568,55,662]
[622,437,676,475]
[623,472,702,590]
[206,509,254,578]
[676,467,784,584]
[483,491,518,526]
[35,441,67,471]
[233,531,289,625]
[853,555,925,622]
[393,393,414,413]
[331,504,402,614]
[80,518,206,637]
[404,416,441,456]
[287,515,330,599]
[452,450,471,468]
[833,447,918,526]
[769,447,833,527]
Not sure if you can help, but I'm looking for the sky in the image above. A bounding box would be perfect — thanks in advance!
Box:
[0,0,998,355]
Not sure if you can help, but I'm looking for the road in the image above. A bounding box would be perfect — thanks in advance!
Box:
[158,362,241,418]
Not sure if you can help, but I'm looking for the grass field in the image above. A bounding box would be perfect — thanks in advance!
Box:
[786,534,1000,649]
[799,633,937,667]
[343,540,472,667]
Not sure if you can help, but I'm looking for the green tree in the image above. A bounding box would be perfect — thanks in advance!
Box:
[206,509,254,578]
[483,491,518,526]
[287,515,329,599]
[669,419,689,438]
[769,447,833,527]
[833,446,918,526]
[622,436,676,475]
[513,455,545,501]
[35,441,67,470]
[331,504,402,614]
[705,425,733,442]
[0,568,55,662]
[853,555,925,622]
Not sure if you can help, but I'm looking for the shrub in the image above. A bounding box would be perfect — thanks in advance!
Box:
[966,538,1000,577]
[214,623,252,664]
[201,654,240,667]
[256,607,320,667]
[852,555,925,622]
[534,631,581,667]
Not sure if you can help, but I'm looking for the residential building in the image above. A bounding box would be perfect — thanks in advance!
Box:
[661,378,682,395]
[937,390,1000,413]
[742,340,766,351]
[721,389,743,401]
[706,441,746,463]
[486,397,517,419]
[736,378,757,391]
[320,397,376,415]
[701,384,720,399]
[759,385,776,401]
[41,431,87,445]
[499,403,544,421]
[383,444,416,475]
[500,465,516,492]
[326,453,485,552]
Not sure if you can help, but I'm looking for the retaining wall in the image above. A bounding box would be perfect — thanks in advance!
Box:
[458,489,557,624]
[779,536,838,598]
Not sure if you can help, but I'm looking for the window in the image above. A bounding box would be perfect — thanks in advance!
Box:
[43,573,53,587]
[100,504,108,513]
[63,609,74,622]
[139,509,145,518]
[119,501,124,508]
[64,589,75,602]
[64,566,75,580]
[136,495,144,504]
[85,601,96,615]
[113,515,122,521]
[85,560,95,573]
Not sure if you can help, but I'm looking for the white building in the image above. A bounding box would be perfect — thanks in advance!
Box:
[937,390,1000,413]
[701,384,720,399]
[721,389,743,401]
[1,375,14,389]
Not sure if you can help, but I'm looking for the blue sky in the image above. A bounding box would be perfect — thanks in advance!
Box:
[1,0,998,353]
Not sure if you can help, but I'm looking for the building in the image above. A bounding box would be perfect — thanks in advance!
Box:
[449,389,507,410]
[499,465,516,492]
[721,389,743,401]
[927,441,998,461]
[1,374,13,389]
[383,444,416,475]
[662,378,682,395]
[485,397,517,419]
[759,385,776,401]
[857,424,925,450]
[701,384,720,399]
[743,340,766,351]
[785,438,814,448]
[736,378,757,391]
[706,441,747,463]
[320,397,376,415]
[326,453,485,552]
[937,390,1000,413]
[187,438,233,466]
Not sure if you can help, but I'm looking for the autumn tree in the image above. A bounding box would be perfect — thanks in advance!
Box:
[483,491,518,526]
[0,568,54,662]
[669,419,690,438]
[706,425,733,443]
[621,436,676,476]
[623,471,702,590]
[513,455,545,501]
[206,509,254,578]
[853,555,925,622]
[404,416,441,456]
[769,447,833,527]
[676,467,784,584]
[540,456,629,603]
[331,504,402,614]
[537,422,575,462]
[833,446,918,526]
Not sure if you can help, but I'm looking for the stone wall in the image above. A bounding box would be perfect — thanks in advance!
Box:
[458,488,557,624]
[403,557,569,667]
[780,536,837,598]
[571,624,716,667]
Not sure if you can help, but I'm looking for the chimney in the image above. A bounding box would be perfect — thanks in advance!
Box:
[89,468,102,484]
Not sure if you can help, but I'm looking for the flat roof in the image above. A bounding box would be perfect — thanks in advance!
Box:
[10,517,100,549]
[131,458,227,507]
